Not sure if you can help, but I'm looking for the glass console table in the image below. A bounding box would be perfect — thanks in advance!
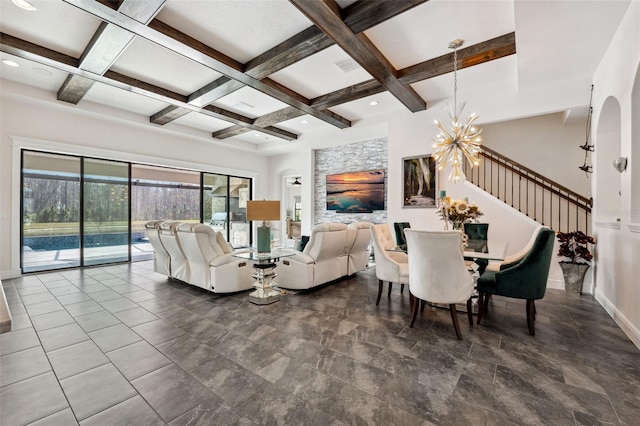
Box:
[234,249,295,305]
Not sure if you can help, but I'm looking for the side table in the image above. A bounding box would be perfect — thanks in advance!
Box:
[234,249,295,305]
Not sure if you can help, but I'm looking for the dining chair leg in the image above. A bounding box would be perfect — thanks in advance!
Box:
[477,292,485,325]
[400,284,405,294]
[420,300,426,313]
[526,299,535,336]
[388,282,393,298]
[376,280,384,306]
[449,304,463,340]
[409,296,420,328]
[466,298,473,326]
[409,293,414,314]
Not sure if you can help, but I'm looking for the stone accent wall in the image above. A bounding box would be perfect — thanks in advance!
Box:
[314,138,388,225]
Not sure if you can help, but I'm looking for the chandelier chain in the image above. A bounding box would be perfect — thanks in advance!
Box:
[453,46,458,116]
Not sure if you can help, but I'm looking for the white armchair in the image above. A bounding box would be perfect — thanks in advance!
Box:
[176,223,253,293]
[158,221,189,282]
[346,222,373,275]
[370,223,409,305]
[405,230,475,339]
[145,220,170,276]
[276,222,349,290]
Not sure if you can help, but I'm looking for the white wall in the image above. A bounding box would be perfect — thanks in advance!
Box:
[591,1,640,348]
[0,83,269,278]
[481,113,591,196]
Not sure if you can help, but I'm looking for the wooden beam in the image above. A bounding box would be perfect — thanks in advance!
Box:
[152,0,426,125]
[0,33,297,141]
[214,33,515,139]
[290,0,425,112]
[310,79,385,110]
[57,0,167,104]
[398,32,517,85]
[63,0,350,129]
[213,107,305,139]
[342,0,428,34]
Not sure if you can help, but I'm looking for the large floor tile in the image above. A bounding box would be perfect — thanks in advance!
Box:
[132,364,215,423]
[0,346,51,387]
[38,323,90,352]
[30,309,75,332]
[132,319,186,346]
[89,323,142,352]
[113,307,158,327]
[0,372,69,426]
[47,340,110,380]
[106,340,172,380]
[79,395,164,426]
[60,363,137,421]
[0,327,41,356]
[74,310,121,333]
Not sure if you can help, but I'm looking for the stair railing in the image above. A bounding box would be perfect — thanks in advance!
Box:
[463,145,592,235]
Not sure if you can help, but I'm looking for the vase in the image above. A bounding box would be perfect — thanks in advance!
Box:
[560,263,590,295]
[451,220,464,231]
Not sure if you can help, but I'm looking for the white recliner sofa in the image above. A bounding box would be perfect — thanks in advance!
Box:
[158,220,189,282]
[147,220,253,294]
[275,222,372,290]
[145,220,170,276]
[346,221,373,275]
[175,223,253,293]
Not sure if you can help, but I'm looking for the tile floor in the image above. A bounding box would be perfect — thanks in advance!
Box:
[1,262,638,425]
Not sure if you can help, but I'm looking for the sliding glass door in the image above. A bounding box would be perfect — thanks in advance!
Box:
[22,152,81,273]
[83,159,130,266]
[131,165,201,261]
[21,150,252,272]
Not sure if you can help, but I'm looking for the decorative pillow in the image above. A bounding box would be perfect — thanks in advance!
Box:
[216,232,233,253]
[298,235,310,251]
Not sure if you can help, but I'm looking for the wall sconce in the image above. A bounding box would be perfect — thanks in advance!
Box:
[612,157,627,173]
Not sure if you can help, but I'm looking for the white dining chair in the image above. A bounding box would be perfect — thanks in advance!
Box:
[405,229,475,339]
[370,224,409,305]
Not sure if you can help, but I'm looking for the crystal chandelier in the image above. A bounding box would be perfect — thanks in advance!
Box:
[432,39,483,183]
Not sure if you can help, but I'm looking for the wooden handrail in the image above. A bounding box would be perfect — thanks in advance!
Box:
[464,145,592,234]
[480,146,592,209]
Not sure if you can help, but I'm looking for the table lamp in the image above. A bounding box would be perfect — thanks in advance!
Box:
[246,200,280,253]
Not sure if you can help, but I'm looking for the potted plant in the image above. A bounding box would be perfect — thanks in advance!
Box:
[556,231,596,295]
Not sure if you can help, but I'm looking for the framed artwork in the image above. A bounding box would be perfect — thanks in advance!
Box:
[403,155,437,208]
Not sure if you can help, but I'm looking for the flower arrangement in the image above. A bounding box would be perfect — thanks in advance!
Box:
[437,197,483,228]
[557,231,596,264]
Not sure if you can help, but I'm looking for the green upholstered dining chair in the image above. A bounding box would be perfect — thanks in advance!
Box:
[476,228,556,335]
[463,223,489,274]
[463,223,489,240]
[393,222,411,251]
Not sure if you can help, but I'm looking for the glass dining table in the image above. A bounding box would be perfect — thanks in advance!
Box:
[387,238,508,313]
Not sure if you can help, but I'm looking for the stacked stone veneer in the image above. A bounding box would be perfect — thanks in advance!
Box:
[314,137,388,225]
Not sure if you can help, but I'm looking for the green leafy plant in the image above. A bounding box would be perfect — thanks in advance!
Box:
[557,231,596,264]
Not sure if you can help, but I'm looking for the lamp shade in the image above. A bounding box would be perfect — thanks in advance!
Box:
[247,200,280,221]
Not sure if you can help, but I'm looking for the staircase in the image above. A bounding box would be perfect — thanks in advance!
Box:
[463,146,592,235]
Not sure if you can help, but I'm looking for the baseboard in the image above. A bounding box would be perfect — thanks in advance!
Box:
[595,290,640,350]
[0,270,21,280]
[547,278,564,291]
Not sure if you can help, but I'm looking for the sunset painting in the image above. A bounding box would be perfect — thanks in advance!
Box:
[326,169,385,212]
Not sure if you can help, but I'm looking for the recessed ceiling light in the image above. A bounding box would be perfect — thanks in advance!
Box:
[2,60,19,67]
[301,120,309,124]
[12,0,37,11]
[369,100,379,106]
[254,133,261,137]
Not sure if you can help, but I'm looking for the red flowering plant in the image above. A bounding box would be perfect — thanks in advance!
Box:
[556,231,596,264]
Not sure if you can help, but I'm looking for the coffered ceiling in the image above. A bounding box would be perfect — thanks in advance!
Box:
[0,0,631,155]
